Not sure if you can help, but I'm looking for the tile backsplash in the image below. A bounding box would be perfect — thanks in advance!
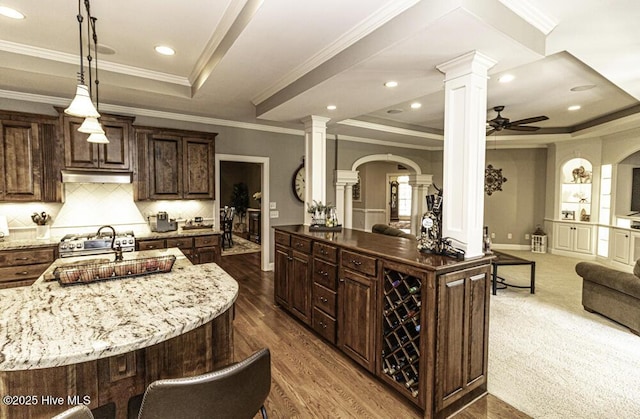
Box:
[0,184,214,240]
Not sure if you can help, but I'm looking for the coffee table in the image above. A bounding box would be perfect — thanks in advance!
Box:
[491,251,535,295]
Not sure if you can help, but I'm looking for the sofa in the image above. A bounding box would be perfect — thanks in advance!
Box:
[371,224,416,240]
[575,261,640,335]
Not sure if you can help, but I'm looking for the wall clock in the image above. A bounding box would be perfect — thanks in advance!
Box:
[292,162,305,202]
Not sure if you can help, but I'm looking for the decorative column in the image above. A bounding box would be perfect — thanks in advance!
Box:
[436,51,496,259]
[302,116,330,225]
[335,170,359,228]
[408,174,433,236]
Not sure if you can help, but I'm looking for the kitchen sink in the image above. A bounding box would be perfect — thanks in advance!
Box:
[54,255,176,286]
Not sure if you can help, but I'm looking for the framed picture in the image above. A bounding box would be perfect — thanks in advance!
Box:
[561,210,575,220]
[352,175,361,202]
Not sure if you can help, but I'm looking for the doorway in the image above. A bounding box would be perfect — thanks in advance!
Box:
[215,154,270,271]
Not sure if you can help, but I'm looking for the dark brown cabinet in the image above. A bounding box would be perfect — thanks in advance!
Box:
[135,128,216,200]
[274,231,312,325]
[62,113,134,171]
[136,234,221,265]
[311,242,338,343]
[0,112,59,202]
[0,247,57,289]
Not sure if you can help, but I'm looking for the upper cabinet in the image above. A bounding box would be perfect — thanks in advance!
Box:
[135,127,216,200]
[61,113,134,171]
[560,158,593,222]
[0,111,59,202]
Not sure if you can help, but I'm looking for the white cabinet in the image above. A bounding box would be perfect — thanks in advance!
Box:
[611,228,640,265]
[553,221,594,255]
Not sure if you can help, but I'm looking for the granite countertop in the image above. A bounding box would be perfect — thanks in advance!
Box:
[0,228,222,252]
[0,261,238,371]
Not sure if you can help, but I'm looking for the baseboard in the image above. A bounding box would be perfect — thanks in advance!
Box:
[549,248,597,260]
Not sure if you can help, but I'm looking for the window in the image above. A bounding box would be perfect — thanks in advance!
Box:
[397,175,411,217]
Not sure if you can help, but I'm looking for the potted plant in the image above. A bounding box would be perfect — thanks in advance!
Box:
[230,182,249,232]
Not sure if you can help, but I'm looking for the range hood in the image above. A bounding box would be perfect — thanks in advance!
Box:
[61,170,132,184]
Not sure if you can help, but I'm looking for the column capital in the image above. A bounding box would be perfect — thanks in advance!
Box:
[436,50,496,81]
[335,169,359,186]
[407,174,433,187]
[301,115,331,129]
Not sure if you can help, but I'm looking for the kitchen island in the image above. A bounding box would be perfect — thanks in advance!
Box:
[0,249,238,419]
[274,225,493,419]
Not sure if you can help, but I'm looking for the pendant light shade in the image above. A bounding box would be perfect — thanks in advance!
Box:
[65,84,100,118]
[78,116,105,134]
[87,132,109,143]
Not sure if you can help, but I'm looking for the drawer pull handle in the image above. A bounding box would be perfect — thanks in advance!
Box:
[318,321,327,329]
[339,278,345,283]
[296,243,304,247]
[288,256,293,261]
[319,296,328,303]
[15,257,29,261]
[16,271,29,275]
[320,249,327,255]
[147,245,155,249]
[351,259,362,266]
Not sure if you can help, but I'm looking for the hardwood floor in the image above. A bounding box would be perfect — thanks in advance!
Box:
[218,253,530,419]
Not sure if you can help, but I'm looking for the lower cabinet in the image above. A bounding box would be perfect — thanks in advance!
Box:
[273,228,492,418]
[552,221,595,255]
[0,247,56,289]
[136,234,221,265]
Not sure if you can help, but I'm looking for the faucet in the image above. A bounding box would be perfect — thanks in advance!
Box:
[96,225,123,262]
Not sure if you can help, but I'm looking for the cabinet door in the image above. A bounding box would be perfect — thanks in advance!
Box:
[64,116,131,170]
[554,223,574,251]
[338,268,377,372]
[137,239,166,251]
[574,224,593,254]
[149,135,182,199]
[436,265,490,412]
[63,117,98,169]
[100,119,131,170]
[290,250,312,325]
[611,229,631,264]
[0,121,42,201]
[183,137,214,199]
[274,245,290,308]
[196,247,218,264]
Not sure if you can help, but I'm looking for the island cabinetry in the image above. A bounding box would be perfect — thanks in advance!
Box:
[274,231,313,325]
[311,242,338,343]
[0,111,59,202]
[0,247,56,289]
[435,265,490,414]
[136,234,220,265]
[61,113,134,171]
[379,260,429,409]
[338,250,379,372]
[135,128,216,200]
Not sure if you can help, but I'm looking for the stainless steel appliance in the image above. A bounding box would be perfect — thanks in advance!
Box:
[59,230,135,257]
[150,211,178,232]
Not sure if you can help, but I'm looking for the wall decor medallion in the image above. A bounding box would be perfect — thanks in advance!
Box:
[485,165,507,196]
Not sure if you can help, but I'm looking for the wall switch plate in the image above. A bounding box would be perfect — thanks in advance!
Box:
[491,232,495,239]
[507,233,513,239]
[270,210,279,218]
[269,202,276,209]
[525,233,530,240]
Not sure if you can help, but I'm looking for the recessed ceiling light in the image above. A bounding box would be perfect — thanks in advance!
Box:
[498,74,515,83]
[326,105,337,111]
[387,109,403,114]
[0,6,25,19]
[568,105,581,111]
[384,81,398,88]
[570,85,596,92]
[410,102,422,109]
[155,45,175,56]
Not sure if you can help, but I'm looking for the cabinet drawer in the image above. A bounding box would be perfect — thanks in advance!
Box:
[0,248,55,267]
[313,258,337,290]
[194,235,219,248]
[341,250,377,277]
[312,308,336,344]
[137,239,165,251]
[166,237,193,249]
[313,283,336,317]
[313,242,337,263]
[0,263,51,282]
[291,236,312,254]
[275,231,290,247]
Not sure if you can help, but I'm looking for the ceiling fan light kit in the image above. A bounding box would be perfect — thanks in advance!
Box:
[486,105,549,136]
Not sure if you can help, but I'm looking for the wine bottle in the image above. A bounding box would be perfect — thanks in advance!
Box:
[405,371,418,388]
[393,372,406,383]
[408,285,420,294]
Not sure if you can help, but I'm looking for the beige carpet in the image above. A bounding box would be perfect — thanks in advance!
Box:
[221,234,261,256]
[488,250,640,418]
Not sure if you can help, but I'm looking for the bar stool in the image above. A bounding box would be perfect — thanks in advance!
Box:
[221,207,235,249]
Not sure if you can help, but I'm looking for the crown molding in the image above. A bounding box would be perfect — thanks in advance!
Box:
[0,40,190,86]
[332,133,441,151]
[251,0,420,105]
[338,118,443,141]
[498,0,557,35]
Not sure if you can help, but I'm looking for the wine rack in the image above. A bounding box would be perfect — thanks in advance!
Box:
[381,267,422,399]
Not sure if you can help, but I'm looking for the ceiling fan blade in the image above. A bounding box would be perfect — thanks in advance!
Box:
[506,125,540,131]
[486,128,496,136]
[509,115,549,126]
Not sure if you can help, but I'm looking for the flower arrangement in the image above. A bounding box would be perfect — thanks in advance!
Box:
[253,191,262,204]
[306,201,337,227]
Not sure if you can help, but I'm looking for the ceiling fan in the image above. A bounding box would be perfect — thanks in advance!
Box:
[486,105,548,135]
